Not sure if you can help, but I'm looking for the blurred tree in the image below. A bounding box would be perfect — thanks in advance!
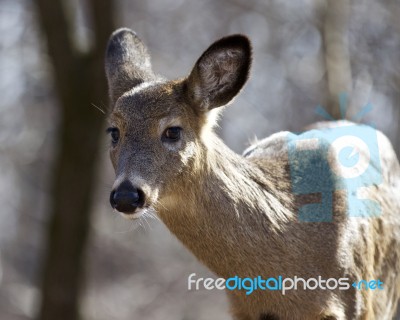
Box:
[323,0,352,118]
[33,0,114,319]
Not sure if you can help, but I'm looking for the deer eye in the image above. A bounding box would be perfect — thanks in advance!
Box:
[106,127,120,145]
[162,127,182,142]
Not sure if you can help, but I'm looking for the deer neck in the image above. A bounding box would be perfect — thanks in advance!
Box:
[157,134,293,277]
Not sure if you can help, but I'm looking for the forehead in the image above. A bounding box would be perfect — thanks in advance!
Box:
[111,81,186,122]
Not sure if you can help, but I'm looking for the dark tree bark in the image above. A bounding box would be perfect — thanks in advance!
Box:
[34,1,114,319]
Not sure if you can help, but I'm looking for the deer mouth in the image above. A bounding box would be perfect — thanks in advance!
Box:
[116,206,150,220]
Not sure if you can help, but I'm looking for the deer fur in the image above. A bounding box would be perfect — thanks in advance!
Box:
[105,28,400,320]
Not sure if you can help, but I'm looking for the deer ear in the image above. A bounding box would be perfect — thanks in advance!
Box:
[105,28,155,105]
[186,35,252,112]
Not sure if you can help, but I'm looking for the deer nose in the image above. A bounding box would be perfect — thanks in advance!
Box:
[110,180,145,214]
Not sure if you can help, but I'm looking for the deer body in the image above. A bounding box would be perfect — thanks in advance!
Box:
[105,29,400,319]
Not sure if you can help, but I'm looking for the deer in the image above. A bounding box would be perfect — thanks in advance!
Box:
[104,28,400,320]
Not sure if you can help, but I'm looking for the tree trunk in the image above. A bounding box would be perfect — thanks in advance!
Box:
[34,1,114,319]
[323,0,352,119]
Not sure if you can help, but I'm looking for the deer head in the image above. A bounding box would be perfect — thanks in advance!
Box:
[105,28,251,219]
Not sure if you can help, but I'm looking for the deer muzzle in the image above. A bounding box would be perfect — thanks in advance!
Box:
[110,180,145,214]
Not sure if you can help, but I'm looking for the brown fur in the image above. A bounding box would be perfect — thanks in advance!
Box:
[105,29,400,319]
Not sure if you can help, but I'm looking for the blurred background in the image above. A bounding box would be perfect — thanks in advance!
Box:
[1,0,399,319]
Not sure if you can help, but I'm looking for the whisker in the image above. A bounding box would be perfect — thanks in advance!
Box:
[128,220,140,233]
[142,212,152,230]
[146,210,161,222]
[91,103,106,114]
[154,199,168,212]
[138,218,146,232]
